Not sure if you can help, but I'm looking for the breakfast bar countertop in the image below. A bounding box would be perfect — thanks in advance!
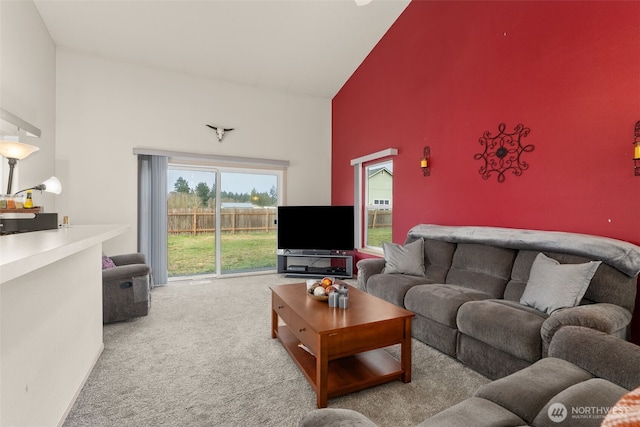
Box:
[0,224,129,284]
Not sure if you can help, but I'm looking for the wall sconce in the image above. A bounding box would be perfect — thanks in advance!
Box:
[0,138,40,194]
[421,146,430,176]
[634,120,640,176]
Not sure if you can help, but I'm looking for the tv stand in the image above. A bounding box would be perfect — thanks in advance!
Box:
[277,250,353,279]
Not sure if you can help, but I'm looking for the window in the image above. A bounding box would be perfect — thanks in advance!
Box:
[350,148,397,252]
[134,147,288,281]
[364,161,393,249]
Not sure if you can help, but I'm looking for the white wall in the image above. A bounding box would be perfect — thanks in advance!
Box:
[0,1,56,205]
[56,50,332,255]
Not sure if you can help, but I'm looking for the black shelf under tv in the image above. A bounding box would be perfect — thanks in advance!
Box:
[276,250,353,279]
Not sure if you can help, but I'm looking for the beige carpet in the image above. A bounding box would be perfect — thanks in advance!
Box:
[63,274,488,427]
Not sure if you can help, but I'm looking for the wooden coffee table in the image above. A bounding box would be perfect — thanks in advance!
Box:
[270,282,415,408]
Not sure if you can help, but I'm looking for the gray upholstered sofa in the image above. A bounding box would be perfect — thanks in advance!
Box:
[356,224,640,379]
[299,326,640,427]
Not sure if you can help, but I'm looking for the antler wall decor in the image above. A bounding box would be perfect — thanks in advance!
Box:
[474,123,534,183]
[206,124,234,142]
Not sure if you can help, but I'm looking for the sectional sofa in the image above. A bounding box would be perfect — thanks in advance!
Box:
[356,224,640,379]
[299,326,640,426]
[298,225,640,426]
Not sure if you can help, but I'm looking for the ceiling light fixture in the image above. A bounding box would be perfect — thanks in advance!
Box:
[355,0,373,6]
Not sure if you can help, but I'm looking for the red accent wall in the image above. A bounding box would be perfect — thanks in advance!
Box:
[332,1,640,340]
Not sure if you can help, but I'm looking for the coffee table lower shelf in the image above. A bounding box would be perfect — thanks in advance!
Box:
[276,325,404,402]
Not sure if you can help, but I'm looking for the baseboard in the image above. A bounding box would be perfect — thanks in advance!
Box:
[57,343,105,427]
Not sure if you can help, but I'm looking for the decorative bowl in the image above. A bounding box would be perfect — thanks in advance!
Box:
[306,276,341,302]
[307,292,329,301]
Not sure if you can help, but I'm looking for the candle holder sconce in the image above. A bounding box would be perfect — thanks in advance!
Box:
[474,123,534,183]
[421,146,430,176]
[633,120,640,176]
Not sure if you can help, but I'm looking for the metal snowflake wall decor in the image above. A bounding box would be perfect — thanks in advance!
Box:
[474,123,534,183]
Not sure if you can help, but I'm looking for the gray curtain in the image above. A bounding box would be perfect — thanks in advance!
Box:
[138,155,168,286]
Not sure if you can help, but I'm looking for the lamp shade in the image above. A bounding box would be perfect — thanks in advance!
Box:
[0,139,40,160]
[39,176,62,194]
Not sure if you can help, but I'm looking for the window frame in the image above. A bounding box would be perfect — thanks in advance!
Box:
[350,148,397,253]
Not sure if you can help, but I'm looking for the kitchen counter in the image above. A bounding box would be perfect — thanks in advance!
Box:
[0,225,129,427]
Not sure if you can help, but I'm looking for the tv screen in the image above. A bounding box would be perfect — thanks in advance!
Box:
[277,205,354,251]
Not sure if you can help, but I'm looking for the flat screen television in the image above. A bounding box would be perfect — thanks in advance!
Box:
[277,205,354,252]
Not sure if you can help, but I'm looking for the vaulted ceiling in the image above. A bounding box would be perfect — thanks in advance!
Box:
[34,0,410,99]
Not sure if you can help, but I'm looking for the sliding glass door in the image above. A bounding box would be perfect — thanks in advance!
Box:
[167,166,217,277]
[167,164,280,278]
[218,171,278,274]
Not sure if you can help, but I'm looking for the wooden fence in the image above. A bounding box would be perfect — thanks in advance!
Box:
[168,208,277,235]
[367,209,392,228]
[168,207,392,235]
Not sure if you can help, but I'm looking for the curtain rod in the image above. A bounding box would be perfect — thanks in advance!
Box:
[133,147,289,168]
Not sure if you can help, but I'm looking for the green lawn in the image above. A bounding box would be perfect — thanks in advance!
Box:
[168,232,277,276]
[366,227,392,248]
[168,227,392,277]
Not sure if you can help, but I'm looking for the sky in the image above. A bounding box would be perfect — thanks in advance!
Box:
[168,168,277,195]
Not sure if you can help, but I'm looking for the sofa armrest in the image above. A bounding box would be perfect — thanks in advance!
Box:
[103,264,151,282]
[356,258,386,292]
[548,326,640,391]
[110,252,147,266]
[541,303,632,355]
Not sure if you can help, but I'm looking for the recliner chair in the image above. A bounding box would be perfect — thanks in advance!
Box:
[102,252,153,323]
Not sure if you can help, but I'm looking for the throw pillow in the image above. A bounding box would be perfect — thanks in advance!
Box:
[520,252,601,315]
[102,255,116,269]
[382,238,425,276]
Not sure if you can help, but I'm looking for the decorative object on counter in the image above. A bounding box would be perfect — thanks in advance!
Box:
[0,139,40,194]
[23,190,33,208]
[474,122,534,183]
[0,212,57,234]
[421,146,430,176]
[633,120,640,176]
[1,176,62,233]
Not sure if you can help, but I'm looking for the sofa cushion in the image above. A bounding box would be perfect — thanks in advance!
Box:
[474,357,594,425]
[445,243,516,298]
[533,378,627,427]
[503,249,539,302]
[382,238,425,276]
[520,253,601,315]
[367,273,429,308]
[405,284,493,328]
[457,299,547,362]
[418,238,457,283]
